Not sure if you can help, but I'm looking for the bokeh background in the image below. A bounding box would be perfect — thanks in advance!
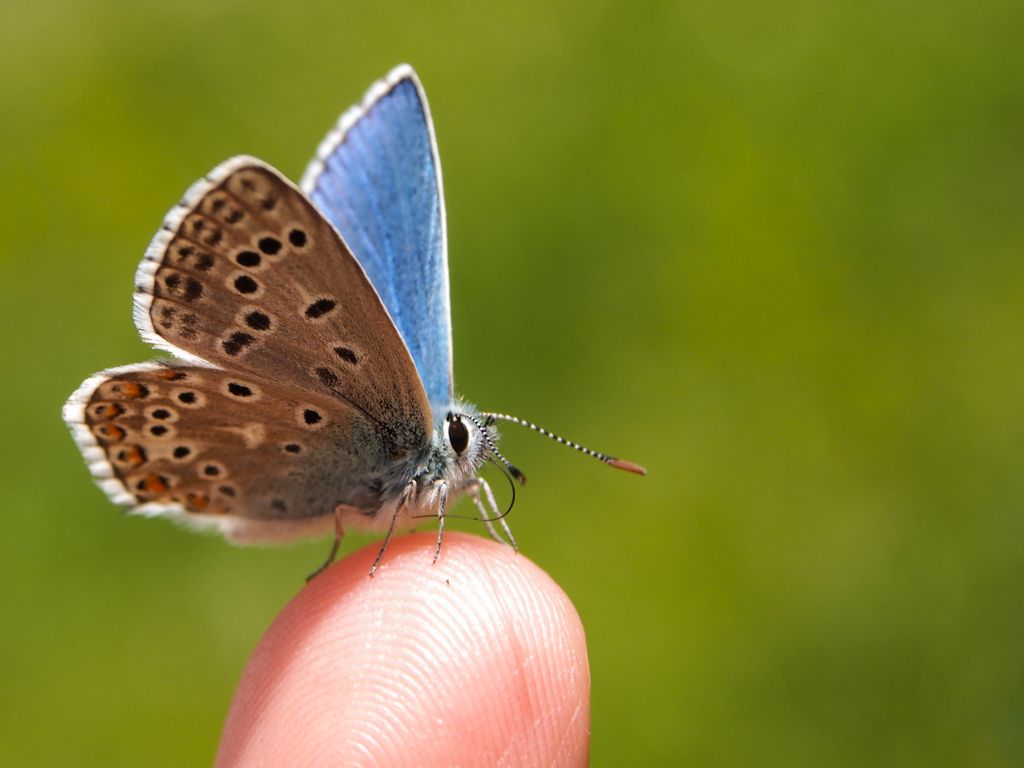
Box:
[2,1,1022,765]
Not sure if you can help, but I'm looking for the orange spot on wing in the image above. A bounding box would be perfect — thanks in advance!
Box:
[120,381,147,398]
[142,473,169,494]
[93,403,124,420]
[156,369,186,381]
[117,445,147,468]
[94,424,126,443]
[186,492,211,512]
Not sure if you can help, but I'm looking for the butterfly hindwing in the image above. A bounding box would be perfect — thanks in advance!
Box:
[134,156,433,456]
[301,65,454,409]
[63,363,395,542]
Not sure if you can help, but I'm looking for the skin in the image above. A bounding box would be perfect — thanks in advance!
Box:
[216,532,590,766]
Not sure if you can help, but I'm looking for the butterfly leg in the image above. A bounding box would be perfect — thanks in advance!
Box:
[479,476,518,551]
[370,482,415,576]
[466,477,505,545]
[432,482,449,564]
[305,506,349,582]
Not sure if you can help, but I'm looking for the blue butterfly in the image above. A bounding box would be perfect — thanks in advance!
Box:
[63,65,644,575]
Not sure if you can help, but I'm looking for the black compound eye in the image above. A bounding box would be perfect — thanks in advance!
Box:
[447,417,470,456]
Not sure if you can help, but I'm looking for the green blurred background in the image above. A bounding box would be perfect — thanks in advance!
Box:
[2,0,1022,765]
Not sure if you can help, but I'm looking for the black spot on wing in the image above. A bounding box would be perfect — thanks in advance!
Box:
[334,347,358,364]
[235,250,261,268]
[245,311,270,331]
[222,332,254,356]
[258,236,281,255]
[305,299,336,318]
[315,367,339,387]
[234,275,258,294]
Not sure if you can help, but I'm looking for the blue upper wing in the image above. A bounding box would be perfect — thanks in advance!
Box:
[301,65,453,410]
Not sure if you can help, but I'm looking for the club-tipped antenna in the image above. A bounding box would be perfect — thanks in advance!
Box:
[481,412,647,476]
[464,413,527,485]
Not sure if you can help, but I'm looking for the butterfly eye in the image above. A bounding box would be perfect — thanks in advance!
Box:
[447,417,469,456]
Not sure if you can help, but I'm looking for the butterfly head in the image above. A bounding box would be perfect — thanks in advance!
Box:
[431,403,524,488]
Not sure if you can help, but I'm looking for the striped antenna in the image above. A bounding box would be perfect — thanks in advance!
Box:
[463,413,527,485]
[481,413,647,476]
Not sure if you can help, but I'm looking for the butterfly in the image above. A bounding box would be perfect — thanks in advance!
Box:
[63,64,645,576]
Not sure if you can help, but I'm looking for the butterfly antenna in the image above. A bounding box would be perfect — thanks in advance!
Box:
[481,412,647,475]
[465,414,527,485]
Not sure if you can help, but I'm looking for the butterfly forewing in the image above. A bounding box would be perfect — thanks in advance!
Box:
[302,66,454,409]
[135,157,432,456]
[65,363,394,542]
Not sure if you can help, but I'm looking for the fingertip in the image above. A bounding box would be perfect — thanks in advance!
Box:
[217,533,589,767]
